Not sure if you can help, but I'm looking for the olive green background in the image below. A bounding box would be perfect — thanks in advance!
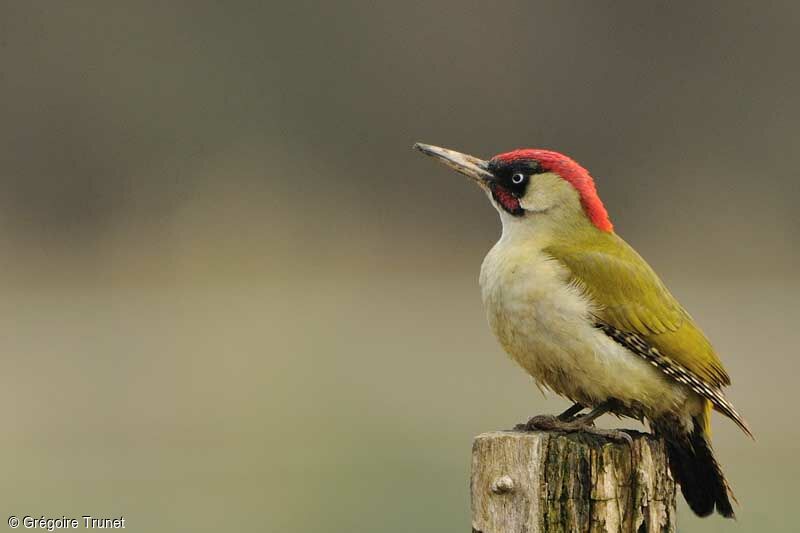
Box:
[1,2,797,531]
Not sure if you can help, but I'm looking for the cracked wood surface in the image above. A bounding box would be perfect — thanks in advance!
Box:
[471,431,676,532]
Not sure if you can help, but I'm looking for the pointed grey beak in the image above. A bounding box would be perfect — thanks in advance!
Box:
[413,143,495,185]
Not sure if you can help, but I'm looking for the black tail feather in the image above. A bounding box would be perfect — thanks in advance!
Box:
[664,417,736,519]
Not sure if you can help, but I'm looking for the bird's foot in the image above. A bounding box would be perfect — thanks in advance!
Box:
[514,414,573,431]
[579,426,634,445]
[515,414,633,445]
[513,403,585,430]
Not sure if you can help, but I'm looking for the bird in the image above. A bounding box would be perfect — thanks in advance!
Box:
[414,142,751,519]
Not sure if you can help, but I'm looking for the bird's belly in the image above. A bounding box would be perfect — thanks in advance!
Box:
[480,245,687,417]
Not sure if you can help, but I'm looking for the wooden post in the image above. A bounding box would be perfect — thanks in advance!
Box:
[471,431,676,533]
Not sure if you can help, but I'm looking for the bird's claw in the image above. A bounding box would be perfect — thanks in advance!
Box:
[515,414,589,431]
[514,415,633,446]
[584,427,634,446]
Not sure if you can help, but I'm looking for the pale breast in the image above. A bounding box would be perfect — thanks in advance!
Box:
[479,238,688,417]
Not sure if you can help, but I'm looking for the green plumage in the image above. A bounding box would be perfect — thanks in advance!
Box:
[544,230,730,390]
[415,141,749,518]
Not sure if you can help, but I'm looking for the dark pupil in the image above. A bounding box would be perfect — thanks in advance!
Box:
[487,158,541,196]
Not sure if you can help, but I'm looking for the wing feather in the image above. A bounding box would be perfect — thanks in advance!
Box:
[544,233,731,389]
[596,323,752,436]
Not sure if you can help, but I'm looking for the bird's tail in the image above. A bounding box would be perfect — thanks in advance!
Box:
[661,402,736,519]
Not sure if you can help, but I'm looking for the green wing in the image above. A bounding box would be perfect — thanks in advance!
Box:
[544,232,731,388]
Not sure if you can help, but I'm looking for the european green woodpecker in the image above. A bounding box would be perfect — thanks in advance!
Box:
[414,142,751,519]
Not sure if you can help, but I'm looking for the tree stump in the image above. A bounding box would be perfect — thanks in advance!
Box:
[471,430,676,533]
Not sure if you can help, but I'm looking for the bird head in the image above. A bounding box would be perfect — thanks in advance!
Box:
[414,143,612,234]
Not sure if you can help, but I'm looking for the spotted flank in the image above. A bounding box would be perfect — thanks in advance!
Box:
[596,323,753,438]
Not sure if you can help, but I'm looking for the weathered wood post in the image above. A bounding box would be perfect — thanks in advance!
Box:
[471,431,677,532]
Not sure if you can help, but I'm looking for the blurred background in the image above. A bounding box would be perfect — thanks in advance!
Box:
[0,1,797,531]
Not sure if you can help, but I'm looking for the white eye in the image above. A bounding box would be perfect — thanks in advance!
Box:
[511,173,525,184]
